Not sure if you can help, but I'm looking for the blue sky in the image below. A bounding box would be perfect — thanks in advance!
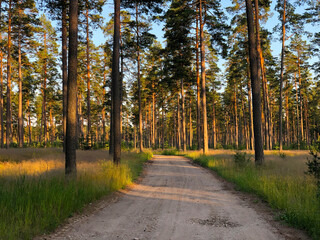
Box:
[91,0,317,78]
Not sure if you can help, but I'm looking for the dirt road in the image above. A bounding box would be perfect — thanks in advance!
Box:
[48,155,306,240]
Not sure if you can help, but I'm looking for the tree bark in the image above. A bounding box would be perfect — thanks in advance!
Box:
[18,4,23,148]
[6,0,12,149]
[196,15,201,150]
[136,3,143,153]
[199,0,208,154]
[65,0,78,175]
[245,0,264,164]
[42,33,47,146]
[85,7,92,148]
[279,0,286,151]
[62,0,67,152]
[112,0,121,164]
[181,79,186,151]
[0,44,3,148]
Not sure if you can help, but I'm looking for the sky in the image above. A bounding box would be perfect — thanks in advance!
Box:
[91,0,317,80]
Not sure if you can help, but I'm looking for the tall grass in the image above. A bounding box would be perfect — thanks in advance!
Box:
[0,151,152,240]
[186,152,320,239]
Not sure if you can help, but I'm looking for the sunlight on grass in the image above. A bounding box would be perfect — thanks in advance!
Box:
[0,150,153,240]
[185,151,320,239]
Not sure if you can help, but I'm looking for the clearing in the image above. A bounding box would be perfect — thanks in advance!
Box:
[44,154,309,240]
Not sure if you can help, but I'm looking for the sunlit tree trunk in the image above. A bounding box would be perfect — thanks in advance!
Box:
[85,7,92,148]
[189,97,193,149]
[62,0,67,152]
[65,0,78,175]
[177,94,181,150]
[18,4,23,148]
[112,0,121,164]
[181,79,186,151]
[245,0,264,164]
[6,0,12,149]
[199,0,208,154]
[279,0,286,151]
[196,16,201,150]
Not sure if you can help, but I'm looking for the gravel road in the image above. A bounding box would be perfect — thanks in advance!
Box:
[46,155,306,240]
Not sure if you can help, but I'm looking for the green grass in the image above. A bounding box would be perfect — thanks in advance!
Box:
[0,151,152,240]
[185,152,320,239]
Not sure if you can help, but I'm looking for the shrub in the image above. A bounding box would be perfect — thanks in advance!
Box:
[233,152,251,167]
[306,150,320,197]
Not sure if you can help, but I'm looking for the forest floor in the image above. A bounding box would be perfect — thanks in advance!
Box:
[42,154,310,240]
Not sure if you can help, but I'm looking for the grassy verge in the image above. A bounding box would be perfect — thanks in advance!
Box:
[0,151,152,240]
[185,152,320,239]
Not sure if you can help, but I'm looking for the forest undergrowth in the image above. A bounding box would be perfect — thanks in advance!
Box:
[0,149,152,240]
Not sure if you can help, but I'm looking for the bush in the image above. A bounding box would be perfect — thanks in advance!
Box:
[233,152,251,167]
[306,149,320,197]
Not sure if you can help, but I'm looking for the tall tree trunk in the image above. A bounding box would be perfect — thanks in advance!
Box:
[62,0,68,152]
[245,0,264,164]
[162,102,164,150]
[297,51,304,142]
[152,82,155,148]
[112,0,121,164]
[85,7,91,148]
[27,100,31,145]
[177,94,181,150]
[279,0,286,151]
[43,33,47,146]
[120,23,123,138]
[212,96,216,149]
[65,0,78,175]
[189,97,193,149]
[196,16,201,150]
[199,0,208,154]
[0,44,3,148]
[234,87,238,149]
[6,0,12,149]
[254,0,270,150]
[181,79,186,151]
[246,57,254,150]
[295,80,300,149]
[136,3,143,152]
[18,5,23,148]
[285,83,290,146]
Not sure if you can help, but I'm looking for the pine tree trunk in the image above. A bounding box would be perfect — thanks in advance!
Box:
[245,0,264,164]
[43,33,47,147]
[234,88,238,149]
[279,0,286,151]
[177,94,181,150]
[152,83,155,148]
[212,96,216,149]
[85,7,91,148]
[65,0,78,175]
[246,57,254,150]
[62,0,67,152]
[199,0,208,154]
[27,100,31,145]
[162,103,164,150]
[297,52,304,143]
[112,0,121,164]
[196,16,201,150]
[189,97,193,149]
[0,35,3,148]
[136,3,143,153]
[295,80,300,149]
[18,6,23,148]
[181,79,186,151]
[285,85,290,146]
[6,0,12,149]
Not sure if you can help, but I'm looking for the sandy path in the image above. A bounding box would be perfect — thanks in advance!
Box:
[48,155,292,240]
